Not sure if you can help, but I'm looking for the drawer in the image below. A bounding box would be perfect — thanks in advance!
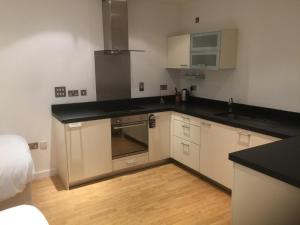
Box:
[173,119,201,145]
[112,153,149,171]
[172,136,200,171]
[172,112,201,126]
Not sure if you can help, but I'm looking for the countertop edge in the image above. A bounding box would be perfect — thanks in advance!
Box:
[229,153,300,189]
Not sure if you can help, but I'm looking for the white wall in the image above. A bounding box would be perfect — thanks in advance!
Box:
[0,0,180,176]
[128,0,180,97]
[0,0,102,177]
[178,0,300,112]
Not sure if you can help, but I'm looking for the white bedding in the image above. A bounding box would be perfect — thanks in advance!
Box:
[0,135,34,201]
[0,205,49,225]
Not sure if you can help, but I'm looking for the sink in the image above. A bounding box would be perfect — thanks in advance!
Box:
[215,112,255,121]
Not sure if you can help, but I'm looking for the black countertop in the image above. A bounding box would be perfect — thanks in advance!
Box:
[52,96,300,188]
[229,137,300,188]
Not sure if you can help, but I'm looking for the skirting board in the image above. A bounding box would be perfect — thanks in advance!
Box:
[34,169,57,180]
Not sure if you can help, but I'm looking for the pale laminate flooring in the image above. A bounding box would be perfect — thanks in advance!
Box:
[32,164,231,225]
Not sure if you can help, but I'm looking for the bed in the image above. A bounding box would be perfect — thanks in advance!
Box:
[0,135,34,210]
[0,205,49,225]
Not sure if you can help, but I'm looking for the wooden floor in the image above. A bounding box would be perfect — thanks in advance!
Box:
[32,164,231,225]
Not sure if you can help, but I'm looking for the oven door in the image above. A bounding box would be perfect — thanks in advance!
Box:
[111,120,148,159]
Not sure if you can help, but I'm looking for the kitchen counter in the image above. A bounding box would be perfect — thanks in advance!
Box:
[230,137,300,188]
[52,96,300,138]
[52,96,300,188]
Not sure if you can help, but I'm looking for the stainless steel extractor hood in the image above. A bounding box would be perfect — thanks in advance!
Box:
[102,0,129,54]
[100,0,143,54]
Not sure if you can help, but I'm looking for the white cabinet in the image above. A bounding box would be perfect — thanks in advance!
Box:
[191,29,238,70]
[173,119,201,145]
[199,120,237,188]
[167,34,190,69]
[250,133,280,147]
[170,113,280,190]
[171,113,201,171]
[172,136,200,171]
[149,112,171,162]
[53,118,112,189]
[167,29,238,70]
[113,153,149,171]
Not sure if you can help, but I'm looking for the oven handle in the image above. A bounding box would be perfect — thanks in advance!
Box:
[113,121,147,130]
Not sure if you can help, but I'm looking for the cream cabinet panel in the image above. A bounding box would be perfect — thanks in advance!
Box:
[200,121,237,189]
[250,133,280,147]
[167,34,190,69]
[65,119,112,185]
[172,136,200,171]
[173,119,201,145]
[172,112,201,126]
[113,153,148,171]
[149,112,171,162]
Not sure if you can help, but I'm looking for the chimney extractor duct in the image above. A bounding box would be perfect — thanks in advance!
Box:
[101,0,144,54]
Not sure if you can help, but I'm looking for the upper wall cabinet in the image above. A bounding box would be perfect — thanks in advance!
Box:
[167,29,238,71]
[167,34,191,69]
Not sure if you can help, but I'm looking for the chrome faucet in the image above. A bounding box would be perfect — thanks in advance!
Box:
[228,98,234,113]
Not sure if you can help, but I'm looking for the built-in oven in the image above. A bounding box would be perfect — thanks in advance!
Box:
[111,114,148,159]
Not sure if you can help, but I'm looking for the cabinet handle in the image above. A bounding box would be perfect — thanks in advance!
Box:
[181,116,190,121]
[180,64,188,67]
[68,122,82,128]
[182,125,190,129]
[238,131,251,136]
[238,131,251,146]
[126,159,137,165]
[181,142,190,154]
[201,122,211,127]
[181,142,190,147]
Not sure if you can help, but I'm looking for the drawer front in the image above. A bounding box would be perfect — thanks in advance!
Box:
[172,112,201,126]
[172,136,200,171]
[173,119,201,145]
[113,154,149,171]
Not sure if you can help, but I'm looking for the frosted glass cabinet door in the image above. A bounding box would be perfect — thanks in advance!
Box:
[191,32,220,52]
[191,52,219,70]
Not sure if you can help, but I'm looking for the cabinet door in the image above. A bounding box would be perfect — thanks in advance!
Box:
[191,32,220,52]
[66,119,112,183]
[149,112,171,162]
[173,119,201,145]
[250,133,279,147]
[191,52,220,70]
[200,121,237,189]
[167,34,190,69]
[173,136,200,171]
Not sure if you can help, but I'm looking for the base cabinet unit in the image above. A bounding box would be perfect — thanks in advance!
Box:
[170,113,280,190]
[53,118,112,189]
[113,153,149,171]
[149,112,171,162]
[200,121,280,189]
[171,113,201,171]
[199,121,238,189]
[172,136,200,171]
[232,164,300,225]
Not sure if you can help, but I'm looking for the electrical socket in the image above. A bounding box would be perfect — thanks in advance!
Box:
[190,85,197,91]
[139,82,144,92]
[81,90,87,96]
[68,90,79,97]
[160,85,168,91]
[55,87,66,98]
[28,142,39,150]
